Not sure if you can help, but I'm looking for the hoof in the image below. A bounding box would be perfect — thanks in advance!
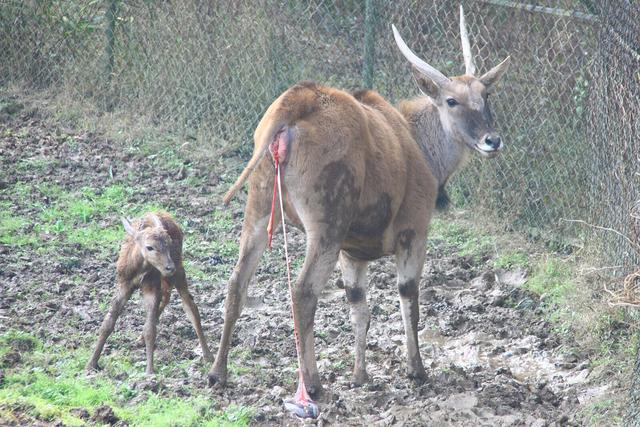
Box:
[85,363,101,374]
[306,382,323,400]
[407,367,427,384]
[351,370,369,387]
[208,371,227,388]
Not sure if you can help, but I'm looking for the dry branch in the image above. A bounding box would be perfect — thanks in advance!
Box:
[604,270,640,308]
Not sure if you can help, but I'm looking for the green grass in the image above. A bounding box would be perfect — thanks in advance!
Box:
[493,251,529,269]
[330,359,347,371]
[591,311,638,366]
[15,157,53,173]
[523,257,574,306]
[0,213,36,246]
[181,209,240,283]
[128,395,253,427]
[577,398,621,426]
[0,330,253,427]
[66,223,123,247]
[0,182,169,254]
[124,135,191,171]
[210,210,235,234]
[518,256,577,338]
[227,349,253,377]
[183,260,209,282]
[184,210,239,261]
[8,182,33,202]
[0,330,41,368]
[429,218,495,263]
[210,240,239,259]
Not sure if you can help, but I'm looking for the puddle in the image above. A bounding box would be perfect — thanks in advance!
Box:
[421,328,591,393]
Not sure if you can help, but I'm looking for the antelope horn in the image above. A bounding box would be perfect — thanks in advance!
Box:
[392,24,451,88]
[459,5,476,76]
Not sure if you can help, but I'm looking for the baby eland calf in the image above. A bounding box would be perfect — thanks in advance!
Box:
[86,211,212,375]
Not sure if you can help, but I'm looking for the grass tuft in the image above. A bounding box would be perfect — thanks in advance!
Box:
[524,257,574,306]
[0,330,253,426]
[0,182,169,255]
[493,251,529,269]
[429,217,495,263]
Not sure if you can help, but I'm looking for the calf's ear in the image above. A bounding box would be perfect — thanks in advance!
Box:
[122,217,137,237]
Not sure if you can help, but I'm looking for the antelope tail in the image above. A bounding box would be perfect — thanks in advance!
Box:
[223,121,287,205]
[223,82,321,205]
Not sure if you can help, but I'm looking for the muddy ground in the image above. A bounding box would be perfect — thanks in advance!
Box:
[0,100,603,426]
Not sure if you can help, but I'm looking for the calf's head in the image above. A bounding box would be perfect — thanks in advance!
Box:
[122,214,176,276]
[393,5,510,158]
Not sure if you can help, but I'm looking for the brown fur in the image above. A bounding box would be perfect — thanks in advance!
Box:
[212,28,509,397]
[210,82,435,395]
[86,211,212,375]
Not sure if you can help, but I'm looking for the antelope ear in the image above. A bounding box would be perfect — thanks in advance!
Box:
[122,217,137,237]
[480,56,511,87]
[411,65,441,99]
[150,213,163,228]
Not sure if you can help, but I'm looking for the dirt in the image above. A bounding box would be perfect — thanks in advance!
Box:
[0,101,600,426]
[92,405,119,425]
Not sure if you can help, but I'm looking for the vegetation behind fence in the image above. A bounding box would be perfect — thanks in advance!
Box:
[1,0,638,269]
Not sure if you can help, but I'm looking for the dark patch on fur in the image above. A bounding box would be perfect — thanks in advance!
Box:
[342,243,383,261]
[460,106,489,141]
[436,184,450,211]
[345,287,364,303]
[398,279,418,298]
[315,161,359,242]
[350,193,392,236]
[396,229,416,252]
[409,298,420,330]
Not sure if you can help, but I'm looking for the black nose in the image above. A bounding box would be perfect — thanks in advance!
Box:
[485,135,501,149]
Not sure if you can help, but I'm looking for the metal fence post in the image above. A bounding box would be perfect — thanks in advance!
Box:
[105,0,117,85]
[362,0,376,89]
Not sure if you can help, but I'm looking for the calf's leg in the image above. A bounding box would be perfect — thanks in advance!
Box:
[136,280,170,347]
[141,279,162,375]
[86,280,135,372]
[172,270,213,362]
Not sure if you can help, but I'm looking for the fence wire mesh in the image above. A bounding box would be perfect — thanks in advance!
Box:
[1,0,638,269]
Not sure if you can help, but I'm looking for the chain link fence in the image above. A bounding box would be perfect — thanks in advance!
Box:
[1,0,638,269]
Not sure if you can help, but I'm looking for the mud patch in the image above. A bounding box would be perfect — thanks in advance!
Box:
[0,102,594,426]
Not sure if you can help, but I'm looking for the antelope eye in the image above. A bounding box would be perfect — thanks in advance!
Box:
[446,98,459,107]
[146,246,154,251]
